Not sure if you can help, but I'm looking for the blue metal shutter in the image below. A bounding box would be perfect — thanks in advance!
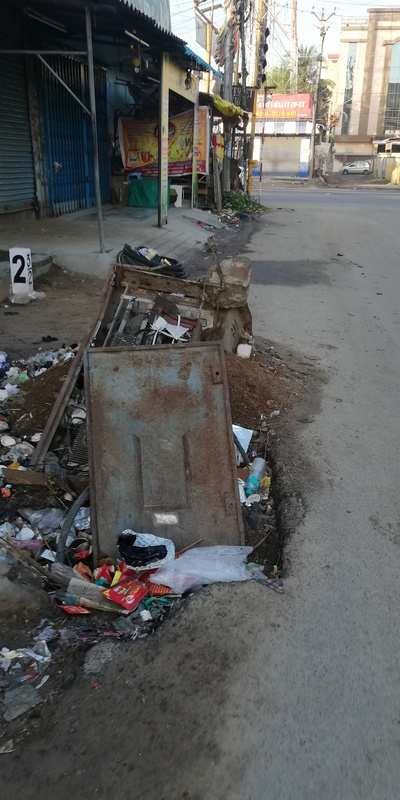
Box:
[0,56,35,213]
[38,57,110,216]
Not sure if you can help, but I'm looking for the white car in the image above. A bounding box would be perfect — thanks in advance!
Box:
[342,161,371,175]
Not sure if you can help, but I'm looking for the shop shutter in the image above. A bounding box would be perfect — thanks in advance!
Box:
[38,56,110,216]
[0,56,35,213]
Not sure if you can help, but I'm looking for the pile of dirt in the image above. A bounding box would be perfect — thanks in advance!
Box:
[226,342,304,429]
[8,361,72,437]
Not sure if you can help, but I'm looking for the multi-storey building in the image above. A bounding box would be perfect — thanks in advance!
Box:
[331,7,400,167]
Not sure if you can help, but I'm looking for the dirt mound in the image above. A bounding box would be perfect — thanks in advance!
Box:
[226,344,303,428]
[8,361,72,437]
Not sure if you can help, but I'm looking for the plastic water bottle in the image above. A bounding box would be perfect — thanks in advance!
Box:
[245,457,267,496]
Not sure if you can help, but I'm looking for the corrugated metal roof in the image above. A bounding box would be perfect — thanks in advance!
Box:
[6,0,189,54]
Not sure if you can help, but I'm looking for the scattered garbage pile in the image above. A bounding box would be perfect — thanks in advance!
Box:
[0,346,74,408]
[116,245,187,279]
[0,259,293,730]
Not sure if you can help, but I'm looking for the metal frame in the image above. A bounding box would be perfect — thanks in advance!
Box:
[0,5,105,252]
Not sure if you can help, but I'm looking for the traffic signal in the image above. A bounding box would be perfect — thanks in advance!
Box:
[257,25,270,88]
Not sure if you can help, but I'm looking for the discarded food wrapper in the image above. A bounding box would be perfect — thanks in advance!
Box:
[104,577,149,612]
[118,530,175,570]
[0,416,9,432]
[61,605,91,615]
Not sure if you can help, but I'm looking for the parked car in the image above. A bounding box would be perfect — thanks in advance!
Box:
[342,161,371,175]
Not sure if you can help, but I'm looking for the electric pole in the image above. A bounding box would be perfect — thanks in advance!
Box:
[248,0,267,161]
[290,0,298,92]
[222,1,234,190]
[309,7,336,177]
[238,0,248,185]
[207,0,215,92]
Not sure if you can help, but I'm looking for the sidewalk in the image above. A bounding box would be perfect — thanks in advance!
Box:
[0,205,222,282]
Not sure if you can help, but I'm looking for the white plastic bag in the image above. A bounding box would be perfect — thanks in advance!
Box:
[19,507,65,533]
[150,545,253,593]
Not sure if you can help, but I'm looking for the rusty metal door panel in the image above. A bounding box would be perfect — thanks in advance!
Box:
[85,343,244,557]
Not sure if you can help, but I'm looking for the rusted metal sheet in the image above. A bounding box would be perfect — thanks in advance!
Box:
[85,343,244,557]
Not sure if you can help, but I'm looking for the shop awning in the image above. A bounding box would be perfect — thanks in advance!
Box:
[183,46,223,78]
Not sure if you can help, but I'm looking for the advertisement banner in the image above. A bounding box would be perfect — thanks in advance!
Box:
[256,93,313,120]
[118,107,209,176]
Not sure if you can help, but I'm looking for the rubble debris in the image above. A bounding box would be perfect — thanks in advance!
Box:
[0,739,15,754]
[3,685,41,721]
[83,640,121,675]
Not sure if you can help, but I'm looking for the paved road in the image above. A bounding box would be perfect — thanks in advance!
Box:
[240,188,400,799]
[253,184,400,208]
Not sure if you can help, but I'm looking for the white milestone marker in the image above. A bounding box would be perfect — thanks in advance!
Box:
[9,247,33,298]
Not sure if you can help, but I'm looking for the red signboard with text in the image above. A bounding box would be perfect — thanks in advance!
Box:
[256,93,313,120]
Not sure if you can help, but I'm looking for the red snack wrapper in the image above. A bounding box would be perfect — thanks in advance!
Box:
[105,578,148,612]
[61,605,91,615]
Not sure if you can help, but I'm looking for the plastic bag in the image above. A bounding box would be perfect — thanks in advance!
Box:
[119,530,175,570]
[73,506,91,531]
[149,546,253,593]
[19,507,65,533]
[0,522,17,540]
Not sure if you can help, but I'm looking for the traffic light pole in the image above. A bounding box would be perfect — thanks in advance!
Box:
[248,0,268,190]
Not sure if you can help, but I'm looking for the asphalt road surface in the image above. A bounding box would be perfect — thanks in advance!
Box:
[243,187,400,799]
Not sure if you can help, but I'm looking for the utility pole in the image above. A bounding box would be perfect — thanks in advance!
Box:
[206,0,215,92]
[222,1,234,190]
[309,7,335,177]
[248,0,266,161]
[238,0,248,187]
[290,0,298,92]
